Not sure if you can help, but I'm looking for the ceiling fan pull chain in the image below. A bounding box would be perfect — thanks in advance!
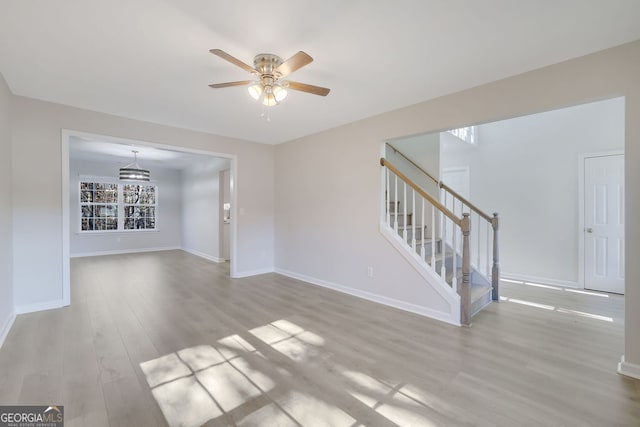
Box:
[260,104,271,123]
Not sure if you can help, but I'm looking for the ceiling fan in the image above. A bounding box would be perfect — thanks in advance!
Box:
[208,49,330,106]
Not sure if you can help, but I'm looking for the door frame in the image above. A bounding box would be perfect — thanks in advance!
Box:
[578,150,624,290]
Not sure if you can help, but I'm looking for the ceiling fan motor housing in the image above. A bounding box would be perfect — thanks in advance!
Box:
[254,54,284,77]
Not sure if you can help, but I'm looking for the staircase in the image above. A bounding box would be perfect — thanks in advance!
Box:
[380,149,500,326]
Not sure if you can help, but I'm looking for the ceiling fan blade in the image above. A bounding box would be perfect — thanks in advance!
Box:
[208,80,253,88]
[276,51,313,78]
[209,49,257,74]
[287,81,330,96]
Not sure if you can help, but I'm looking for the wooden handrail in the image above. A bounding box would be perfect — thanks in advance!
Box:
[440,182,493,223]
[380,158,461,226]
[387,143,439,185]
[387,143,493,224]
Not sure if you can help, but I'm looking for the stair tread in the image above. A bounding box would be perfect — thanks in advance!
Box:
[414,237,442,243]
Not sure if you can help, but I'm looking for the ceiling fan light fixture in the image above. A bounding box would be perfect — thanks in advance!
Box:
[262,91,278,107]
[119,150,150,182]
[247,82,263,100]
[273,85,287,102]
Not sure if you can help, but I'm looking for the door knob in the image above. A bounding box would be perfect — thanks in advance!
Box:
[586,227,593,233]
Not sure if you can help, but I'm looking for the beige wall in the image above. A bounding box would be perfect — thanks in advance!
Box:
[11,96,275,311]
[275,41,640,368]
[0,73,13,343]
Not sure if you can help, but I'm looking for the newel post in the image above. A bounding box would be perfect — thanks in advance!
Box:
[461,213,472,327]
[491,213,500,301]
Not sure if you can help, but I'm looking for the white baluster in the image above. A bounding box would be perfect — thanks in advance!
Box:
[386,167,390,226]
[431,205,436,268]
[452,224,458,293]
[441,213,447,280]
[411,189,416,251]
[455,199,460,253]
[486,222,491,276]
[454,197,458,219]
[476,212,481,268]
[403,182,408,242]
[421,198,425,260]
[394,174,398,233]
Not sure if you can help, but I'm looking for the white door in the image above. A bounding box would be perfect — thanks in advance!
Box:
[584,154,624,294]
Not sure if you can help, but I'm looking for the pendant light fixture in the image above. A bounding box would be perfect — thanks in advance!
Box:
[119,150,150,182]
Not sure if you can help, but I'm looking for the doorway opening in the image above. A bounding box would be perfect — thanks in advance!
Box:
[61,130,238,306]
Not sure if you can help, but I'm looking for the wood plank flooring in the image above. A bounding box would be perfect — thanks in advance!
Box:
[0,250,638,426]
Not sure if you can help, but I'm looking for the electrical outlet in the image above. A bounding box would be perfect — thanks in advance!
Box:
[367,266,374,278]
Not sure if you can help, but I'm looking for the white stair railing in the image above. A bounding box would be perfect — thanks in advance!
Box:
[382,158,474,324]
[386,144,500,301]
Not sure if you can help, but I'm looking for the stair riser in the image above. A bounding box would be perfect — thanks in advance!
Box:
[399,229,426,241]
[389,213,412,226]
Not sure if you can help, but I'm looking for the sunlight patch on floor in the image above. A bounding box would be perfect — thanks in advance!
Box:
[342,369,439,426]
[150,375,222,427]
[140,320,360,426]
[523,281,563,291]
[140,334,274,427]
[500,296,614,322]
[502,278,610,298]
[556,308,613,322]
[564,288,609,298]
[507,298,555,310]
[140,319,450,426]
[250,319,326,364]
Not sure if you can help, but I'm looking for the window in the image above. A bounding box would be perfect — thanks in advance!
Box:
[448,126,477,145]
[123,184,156,230]
[80,178,157,232]
[80,182,119,231]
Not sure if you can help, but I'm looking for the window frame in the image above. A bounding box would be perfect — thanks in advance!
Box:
[78,176,159,234]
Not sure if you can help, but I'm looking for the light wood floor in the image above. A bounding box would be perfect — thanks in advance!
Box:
[1,250,638,426]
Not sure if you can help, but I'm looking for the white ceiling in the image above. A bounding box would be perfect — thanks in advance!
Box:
[2,1,640,145]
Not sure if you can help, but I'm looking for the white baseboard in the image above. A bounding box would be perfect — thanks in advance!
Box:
[275,268,460,327]
[501,272,579,289]
[0,310,16,348]
[15,299,66,315]
[618,355,640,380]
[181,247,225,263]
[232,267,275,278]
[70,246,181,258]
